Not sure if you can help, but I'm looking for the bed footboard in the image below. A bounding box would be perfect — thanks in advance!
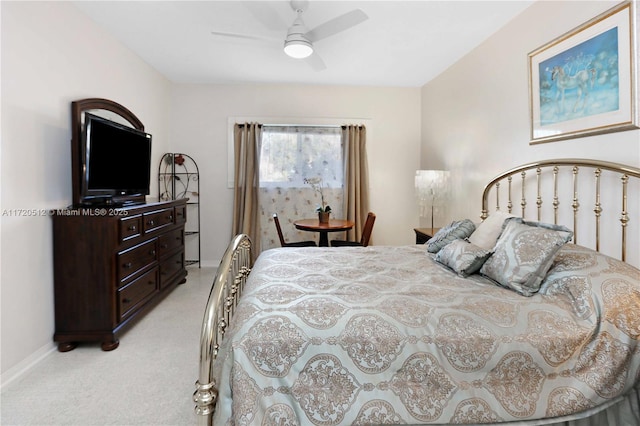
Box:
[193,234,252,425]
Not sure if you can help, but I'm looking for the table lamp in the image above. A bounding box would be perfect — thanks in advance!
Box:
[415,170,451,234]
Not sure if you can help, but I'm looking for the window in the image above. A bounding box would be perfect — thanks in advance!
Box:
[258,125,344,249]
[259,126,343,188]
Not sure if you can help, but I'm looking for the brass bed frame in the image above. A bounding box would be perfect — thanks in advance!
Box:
[193,233,252,424]
[481,158,639,263]
[194,158,639,425]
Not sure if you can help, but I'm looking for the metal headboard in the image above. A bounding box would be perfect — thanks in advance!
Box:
[481,159,640,264]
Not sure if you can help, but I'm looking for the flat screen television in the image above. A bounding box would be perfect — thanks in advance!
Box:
[80,112,152,206]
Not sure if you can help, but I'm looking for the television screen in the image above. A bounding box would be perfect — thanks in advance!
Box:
[82,113,152,203]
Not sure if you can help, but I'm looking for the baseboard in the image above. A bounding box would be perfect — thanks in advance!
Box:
[1,342,56,390]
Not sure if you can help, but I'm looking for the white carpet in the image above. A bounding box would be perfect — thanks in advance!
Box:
[1,267,216,426]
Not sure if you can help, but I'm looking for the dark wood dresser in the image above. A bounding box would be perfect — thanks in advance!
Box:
[51,199,188,351]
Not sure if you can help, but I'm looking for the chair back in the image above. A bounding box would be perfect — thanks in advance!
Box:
[273,213,287,246]
[360,212,376,247]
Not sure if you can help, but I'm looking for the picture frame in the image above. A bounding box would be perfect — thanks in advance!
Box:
[528,1,638,144]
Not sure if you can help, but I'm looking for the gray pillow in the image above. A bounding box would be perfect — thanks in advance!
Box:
[435,239,493,277]
[479,218,573,296]
[426,219,476,253]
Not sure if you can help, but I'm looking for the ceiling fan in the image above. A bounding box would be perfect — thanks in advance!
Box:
[211,0,368,71]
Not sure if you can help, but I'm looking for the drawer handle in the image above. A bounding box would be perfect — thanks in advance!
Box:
[176,260,182,265]
[148,280,155,286]
[149,250,156,256]
[147,220,155,226]
[176,212,183,217]
[122,298,131,304]
[123,262,133,269]
[167,215,173,221]
[160,243,168,249]
[128,225,137,231]
[176,237,181,241]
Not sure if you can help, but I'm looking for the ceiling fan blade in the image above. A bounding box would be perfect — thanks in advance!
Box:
[211,31,272,42]
[305,9,368,42]
[304,52,327,71]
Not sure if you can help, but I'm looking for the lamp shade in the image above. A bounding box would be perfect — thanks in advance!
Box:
[415,170,450,229]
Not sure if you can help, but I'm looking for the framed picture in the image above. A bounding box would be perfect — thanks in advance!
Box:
[529,1,638,144]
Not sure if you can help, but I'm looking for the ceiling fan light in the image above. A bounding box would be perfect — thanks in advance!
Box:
[284,39,313,59]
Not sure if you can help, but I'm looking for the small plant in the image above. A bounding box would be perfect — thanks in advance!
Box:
[303,177,331,213]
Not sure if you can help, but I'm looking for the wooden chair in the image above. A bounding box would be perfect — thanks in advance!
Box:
[331,212,376,247]
[273,214,317,247]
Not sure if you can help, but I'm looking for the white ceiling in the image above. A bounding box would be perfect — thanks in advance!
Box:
[73,0,534,88]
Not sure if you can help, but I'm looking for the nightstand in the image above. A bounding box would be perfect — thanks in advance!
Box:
[414,228,440,244]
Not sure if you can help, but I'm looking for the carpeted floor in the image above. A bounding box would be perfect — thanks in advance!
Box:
[1,267,216,426]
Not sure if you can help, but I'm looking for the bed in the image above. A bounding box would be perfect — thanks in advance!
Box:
[194,159,640,426]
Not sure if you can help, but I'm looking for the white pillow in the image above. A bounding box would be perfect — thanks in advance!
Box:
[468,210,516,250]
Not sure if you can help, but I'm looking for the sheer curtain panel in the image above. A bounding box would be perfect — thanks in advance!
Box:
[258,126,344,250]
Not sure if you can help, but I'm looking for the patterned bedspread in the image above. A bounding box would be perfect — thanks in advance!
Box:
[212,244,640,425]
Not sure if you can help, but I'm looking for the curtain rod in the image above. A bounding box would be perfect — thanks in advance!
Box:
[264,124,340,128]
[235,123,364,129]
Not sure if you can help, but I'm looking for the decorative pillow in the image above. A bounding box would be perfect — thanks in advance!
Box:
[435,239,493,277]
[468,210,516,250]
[479,218,573,296]
[425,219,476,253]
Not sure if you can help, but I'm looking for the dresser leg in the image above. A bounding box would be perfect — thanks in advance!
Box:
[101,339,119,351]
[57,342,78,352]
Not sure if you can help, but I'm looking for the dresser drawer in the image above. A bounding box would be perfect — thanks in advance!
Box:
[119,215,142,242]
[118,267,158,320]
[117,239,158,283]
[159,251,184,289]
[143,208,174,233]
[158,228,183,258]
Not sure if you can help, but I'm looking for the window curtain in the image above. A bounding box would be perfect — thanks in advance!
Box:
[342,124,370,242]
[232,123,262,252]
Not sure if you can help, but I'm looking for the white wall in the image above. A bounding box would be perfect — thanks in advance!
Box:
[421,0,639,262]
[169,84,422,264]
[1,1,171,381]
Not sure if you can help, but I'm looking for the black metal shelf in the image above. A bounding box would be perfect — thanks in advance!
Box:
[158,153,201,268]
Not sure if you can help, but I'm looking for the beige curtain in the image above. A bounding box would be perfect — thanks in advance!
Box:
[342,125,370,242]
[232,123,262,250]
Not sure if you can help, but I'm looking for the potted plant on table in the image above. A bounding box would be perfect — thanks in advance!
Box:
[304,177,331,223]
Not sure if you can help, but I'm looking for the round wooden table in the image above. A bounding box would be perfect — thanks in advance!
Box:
[293,218,355,247]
